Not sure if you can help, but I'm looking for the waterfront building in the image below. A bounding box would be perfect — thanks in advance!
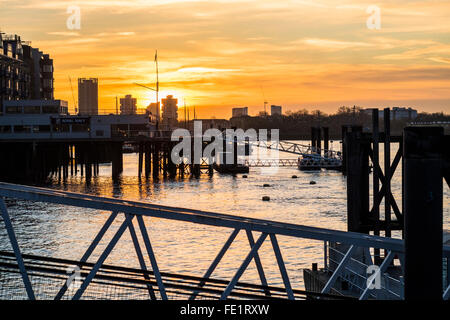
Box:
[120,94,137,115]
[0,33,54,113]
[0,99,154,139]
[232,107,248,118]
[161,95,178,129]
[271,105,282,116]
[22,45,53,100]
[78,78,98,115]
[363,107,418,120]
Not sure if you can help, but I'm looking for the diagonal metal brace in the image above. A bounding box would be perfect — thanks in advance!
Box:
[0,198,35,300]
[220,232,268,300]
[189,228,240,300]
[321,245,357,295]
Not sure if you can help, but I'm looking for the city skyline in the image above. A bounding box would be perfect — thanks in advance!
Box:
[1,0,449,118]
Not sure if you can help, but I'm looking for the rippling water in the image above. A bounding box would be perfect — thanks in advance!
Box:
[0,141,448,292]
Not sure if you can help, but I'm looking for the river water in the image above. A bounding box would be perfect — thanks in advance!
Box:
[0,141,448,293]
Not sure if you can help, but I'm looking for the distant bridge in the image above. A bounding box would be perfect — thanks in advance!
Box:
[245,159,298,167]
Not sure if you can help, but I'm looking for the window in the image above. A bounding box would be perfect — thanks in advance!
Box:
[5,106,22,114]
[42,105,59,114]
[42,65,52,73]
[52,124,70,132]
[96,130,104,137]
[24,106,41,114]
[35,125,50,133]
[43,79,53,88]
[0,126,11,133]
[72,124,89,132]
[13,125,32,133]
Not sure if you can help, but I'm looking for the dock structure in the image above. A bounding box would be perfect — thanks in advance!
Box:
[0,108,449,300]
[304,109,450,300]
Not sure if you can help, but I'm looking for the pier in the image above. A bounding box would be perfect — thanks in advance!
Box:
[303,110,450,300]
[0,110,448,300]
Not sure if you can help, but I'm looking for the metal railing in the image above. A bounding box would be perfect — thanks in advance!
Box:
[0,182,449,300]
[250,139,342,160]
[245,159,298,167]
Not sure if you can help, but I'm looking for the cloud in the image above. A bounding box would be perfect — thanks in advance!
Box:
[429,57,450,65]
[47,31,80,36]
[293,38,372,50]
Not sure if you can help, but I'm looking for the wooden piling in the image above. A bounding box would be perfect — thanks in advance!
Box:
[152,143,159,178]
[384,108,391,238]
[341,126,349,175]
[372,109,381,263]
[346,127,369,233]
[403,126,443,300]
[323,127,329,158]
[316,127,322,156]
[138,142,143,177]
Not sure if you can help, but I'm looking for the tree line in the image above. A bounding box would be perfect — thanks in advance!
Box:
[229,106,450,140]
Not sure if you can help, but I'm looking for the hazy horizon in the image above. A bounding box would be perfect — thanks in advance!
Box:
[1,0,450,118]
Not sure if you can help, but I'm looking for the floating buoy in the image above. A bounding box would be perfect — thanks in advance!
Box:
[262,196,270,201]
[310,181,316,185]
[292,175,298,179]
[242,175,248,178]
[263,184,271,187]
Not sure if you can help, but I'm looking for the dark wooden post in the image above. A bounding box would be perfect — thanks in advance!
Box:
[85,143,92,182]
[316,127,322,156]
[233,136,238,167]
[168,142,177,178]
[323,127,329,158]
[341,125,350,175]
[372,109,381,263]
[346,127,369,233]
[222,133,227,165]
[112,142,123,180]
[384,108,391,238]
[152,143,159,178]
[145,142,151,178]
[70,145,74,176]
[311,127,317,154]
[403,126,443,300]
[138,142,143,177]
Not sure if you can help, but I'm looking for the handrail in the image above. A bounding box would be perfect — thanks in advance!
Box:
[0,182,403,251]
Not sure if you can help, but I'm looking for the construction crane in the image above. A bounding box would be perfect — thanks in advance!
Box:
[133,50,160,120]
[68,76,77,114]
[260,86,268,116]
[134,82,157,92]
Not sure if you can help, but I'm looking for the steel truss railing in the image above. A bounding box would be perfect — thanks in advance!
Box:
[223,137,341,159]
[245,159,298,167]
[0,182,449,300]
[249,140,342,160]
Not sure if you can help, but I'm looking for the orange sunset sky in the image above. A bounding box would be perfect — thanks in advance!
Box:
[1,0,450,119]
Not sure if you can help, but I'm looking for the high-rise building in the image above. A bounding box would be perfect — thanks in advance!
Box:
[78,78,98,115]
[0,33,55,112]
[161,95,178,129]
[232,107,248,118]
[120,94,137,115]
[271,105,282,116]
[22,45,54,101]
